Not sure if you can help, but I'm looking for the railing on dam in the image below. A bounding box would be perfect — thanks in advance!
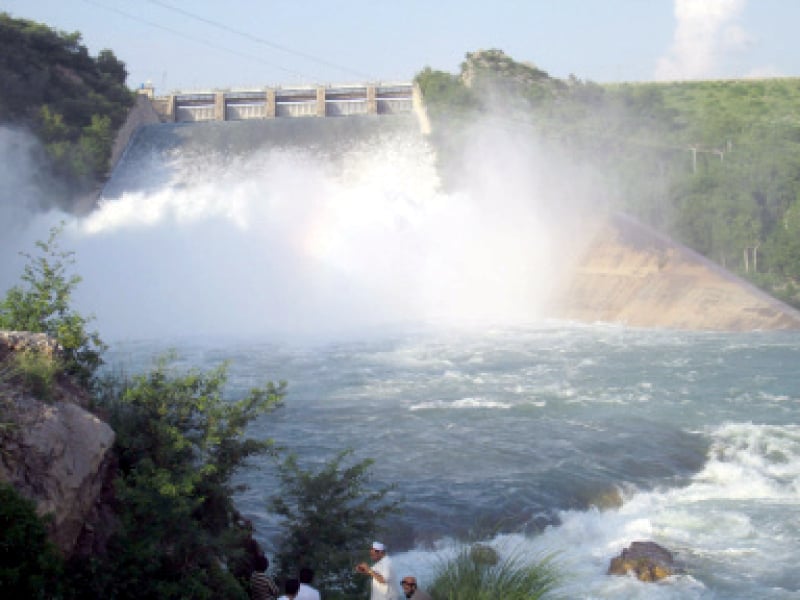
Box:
[147,83,417,123]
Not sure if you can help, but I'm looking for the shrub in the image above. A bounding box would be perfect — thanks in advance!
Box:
[0,483,64,599]
[269,449,400,596]
[428,543,560,600]
[64,355,286,599]
[3,348,62,402]
[0,223,106,388]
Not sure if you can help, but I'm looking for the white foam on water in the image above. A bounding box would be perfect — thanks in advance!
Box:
[393,421,800,599]
[409,397,513,411]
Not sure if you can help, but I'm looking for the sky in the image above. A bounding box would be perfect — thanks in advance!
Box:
[2,0,799,94]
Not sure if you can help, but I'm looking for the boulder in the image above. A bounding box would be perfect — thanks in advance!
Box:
[608,541,675,582]
[0,331,116,556]
[469,543,499,566]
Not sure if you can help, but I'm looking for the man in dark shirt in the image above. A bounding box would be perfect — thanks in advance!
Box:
[250,554,279,600]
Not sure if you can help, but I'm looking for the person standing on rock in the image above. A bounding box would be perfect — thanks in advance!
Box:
[355,541,399,600]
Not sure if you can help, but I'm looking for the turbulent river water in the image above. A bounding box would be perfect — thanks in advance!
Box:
[2,115,798,598]
[107,325,800,600]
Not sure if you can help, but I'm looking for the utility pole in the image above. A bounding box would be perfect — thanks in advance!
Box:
[743,246,760,273]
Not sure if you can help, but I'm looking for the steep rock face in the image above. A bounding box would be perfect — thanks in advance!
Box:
[0,331,115,556]
[550,213,800,331]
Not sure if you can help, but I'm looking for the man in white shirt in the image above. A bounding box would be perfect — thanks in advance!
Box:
[355,541,399,600]
[295,567,321,600]
[277,578,299,600]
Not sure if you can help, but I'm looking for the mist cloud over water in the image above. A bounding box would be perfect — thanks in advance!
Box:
[0,126,55,236]
[3,117,599,342]
[0,126,76,288]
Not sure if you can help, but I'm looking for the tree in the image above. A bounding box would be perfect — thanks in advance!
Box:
[766,201,800,279]
[0,13,134,206]
[414,66,477,117]
[269,450,400,597]
[68,356,287,599]
[0,483,64,599]
[96,49,127,85]
[79,113,114,177]
[0,223,106,387]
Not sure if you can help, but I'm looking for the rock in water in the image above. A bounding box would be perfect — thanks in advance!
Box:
[608,540,675,582]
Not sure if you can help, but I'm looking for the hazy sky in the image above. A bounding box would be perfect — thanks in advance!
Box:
[3,0,798,93]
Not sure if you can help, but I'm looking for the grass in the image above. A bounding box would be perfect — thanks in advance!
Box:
[1,349,61,403]
[428,543,561,600]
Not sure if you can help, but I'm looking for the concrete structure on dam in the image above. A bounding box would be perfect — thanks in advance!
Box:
[140,82,422,123]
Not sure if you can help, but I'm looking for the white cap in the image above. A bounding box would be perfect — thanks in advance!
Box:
[372,541,385,552]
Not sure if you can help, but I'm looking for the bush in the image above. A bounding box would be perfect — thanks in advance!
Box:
[2,349,62,402]
[428,543,560,600]
[269,449,400,596]
[1,13,134,202]
[0,224,106,388]
[65,355,286,599]
[0,483,64,599]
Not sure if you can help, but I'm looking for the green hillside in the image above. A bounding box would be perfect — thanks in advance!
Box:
[0,13,134,209]
[416,49,800,308]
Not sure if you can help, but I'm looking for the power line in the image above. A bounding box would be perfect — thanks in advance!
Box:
[82,0,311,84]
[146,0,375,81]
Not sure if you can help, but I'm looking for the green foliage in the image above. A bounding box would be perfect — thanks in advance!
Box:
[3,349,61,402]
[0,483,64,599]
[460,49,564,105]
[415,50,800,305]
[66,356,285,599]
[428,544,560,600]
[765,201,800,279]
[0,223,106,387]
[269,449,400,596]
[0,12,134,203]
[79,113,114,176]
[415,66,477,117]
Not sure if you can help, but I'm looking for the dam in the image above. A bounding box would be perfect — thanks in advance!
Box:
[142,82,419,122]
[101,88,800,334]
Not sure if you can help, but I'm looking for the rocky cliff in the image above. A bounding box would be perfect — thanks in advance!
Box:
[550,213,800,331]
[0,331,115,556]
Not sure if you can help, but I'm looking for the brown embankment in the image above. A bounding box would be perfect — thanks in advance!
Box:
[550,213,800,331]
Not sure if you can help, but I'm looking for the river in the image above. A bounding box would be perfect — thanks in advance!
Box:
[106,325,800,599]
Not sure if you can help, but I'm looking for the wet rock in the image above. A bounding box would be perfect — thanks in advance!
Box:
[608,541,675,582]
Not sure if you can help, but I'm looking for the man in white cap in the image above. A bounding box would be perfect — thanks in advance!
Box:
[355,541,399,600]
